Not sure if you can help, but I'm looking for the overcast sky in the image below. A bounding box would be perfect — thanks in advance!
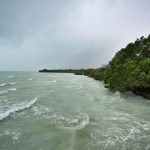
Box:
[0,0,149,71]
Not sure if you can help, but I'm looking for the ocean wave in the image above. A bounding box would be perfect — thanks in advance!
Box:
[0,84,7,87]
[0,82,16,87]
[0,88,17,95]
[64,85,77,88]
[51,80,57,83]
[75,85,83,90]
[115,91,121,96]
[53,113,89,130]
[1,130,22,144]
[9,82,16,85]
[32,105,50,116]
[48,75,57,78]
[64,85,83,89]
[8,75,15,78]
[28,78,32,81]
[0,98,38,121]
[69,114,89,129]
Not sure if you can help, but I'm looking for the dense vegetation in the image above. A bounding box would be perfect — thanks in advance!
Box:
[39,35,150,99]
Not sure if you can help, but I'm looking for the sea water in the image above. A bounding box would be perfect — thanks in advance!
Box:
[0,72,150,150]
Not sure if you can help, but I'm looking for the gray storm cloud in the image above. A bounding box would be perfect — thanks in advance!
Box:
[0,0,150,71]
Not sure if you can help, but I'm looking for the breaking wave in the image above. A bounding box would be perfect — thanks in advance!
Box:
[52,113,89,130]
[0,98,38,121]
[0,82,16,87]
[48,75,57,78]
[0,88,17,95]
[7,75,15,78]
[68,114,89,129]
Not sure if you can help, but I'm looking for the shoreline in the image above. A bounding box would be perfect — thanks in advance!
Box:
[39,70,150,100]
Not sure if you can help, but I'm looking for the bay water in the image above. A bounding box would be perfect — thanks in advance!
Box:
[0,72,150,150]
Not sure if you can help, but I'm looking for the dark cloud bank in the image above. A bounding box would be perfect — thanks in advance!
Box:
[0,0,150,71]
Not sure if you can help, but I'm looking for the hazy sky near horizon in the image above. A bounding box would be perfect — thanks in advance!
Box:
[0,0,150,71]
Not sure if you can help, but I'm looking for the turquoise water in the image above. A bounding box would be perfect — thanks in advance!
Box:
[0,72,150,150]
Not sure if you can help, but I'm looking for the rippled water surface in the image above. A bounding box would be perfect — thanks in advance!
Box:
[0,72,150,150]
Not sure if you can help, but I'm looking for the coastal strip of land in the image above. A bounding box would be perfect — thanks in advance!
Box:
[39,35,150,100]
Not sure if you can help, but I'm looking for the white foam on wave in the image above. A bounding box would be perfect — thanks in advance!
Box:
[8,88,17,92]
[51,80,57,83]
[0,98,38,121]
[64,85,76,88]
[0,84,7,87]
[9,82,16,85]
[3,130,22,144]
[8,75,15,78]
[64,85,83,89]
[54,113,89,130]
[0,91,8,95]
[74,114,89,129]
[28,78,32,81]
[0,88,17,95]
[48,75,57,78]
[75,85,83,90]
[32,105,50,117]
[146,144,150,150]
[0,82,16,87]
[115,91,121,96]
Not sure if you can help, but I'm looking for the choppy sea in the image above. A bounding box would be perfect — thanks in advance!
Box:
[0,72,150,150]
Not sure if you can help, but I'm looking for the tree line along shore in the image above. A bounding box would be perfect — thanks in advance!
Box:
[39,35,150,100]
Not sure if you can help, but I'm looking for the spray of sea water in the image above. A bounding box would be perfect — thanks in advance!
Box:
[0,72,150,150]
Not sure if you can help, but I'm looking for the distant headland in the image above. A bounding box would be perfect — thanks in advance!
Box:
[39,69,81,74]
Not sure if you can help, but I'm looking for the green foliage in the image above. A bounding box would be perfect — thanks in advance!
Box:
[78,35,150,98]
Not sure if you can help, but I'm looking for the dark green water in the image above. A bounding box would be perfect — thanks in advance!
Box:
[0,72,150,150]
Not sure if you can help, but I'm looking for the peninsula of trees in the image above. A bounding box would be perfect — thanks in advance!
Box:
[39,35,150,99]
